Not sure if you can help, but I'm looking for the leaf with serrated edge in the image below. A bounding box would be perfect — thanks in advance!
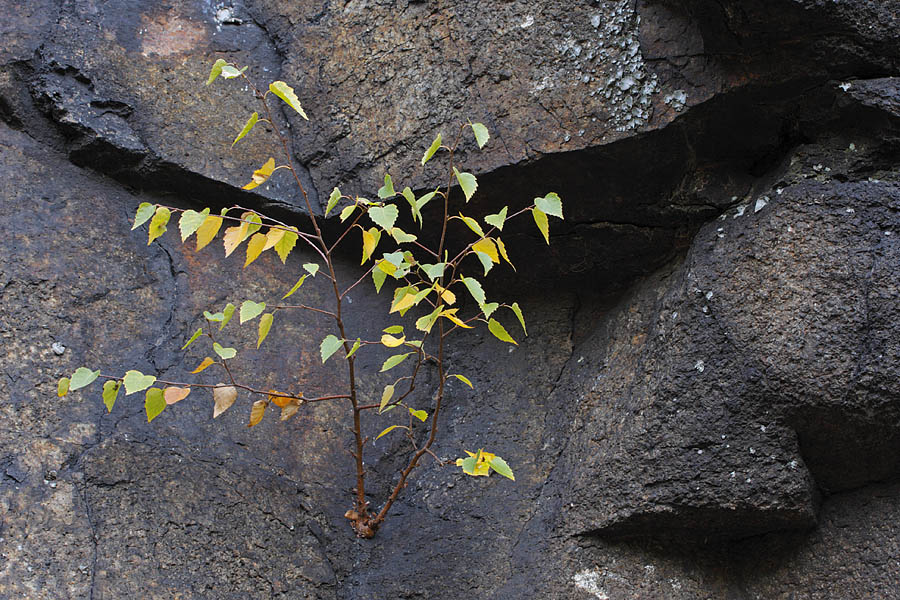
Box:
[280,402,300,421]
[102,380,119,412]
[376,425,408,441]
[269,81,308,119]
[421,263,446,281]
[458,214,484,237]
[243,157,275,190]
[451,374,473,389]
[415,305,442,333]
[461,276,486,305]
[70,367,100,391]
[488,456,515,481]
[379,384,395,413]
[145,388,166,422]
[535,192,563,218]
[440,308,472,329]
[212,385,237,418]
[485,206,507,231]
[380,353,411,372]
[257,313,273,348]
[470,122,489,149]
[372,268,387,293]
[191,357,215,373]
[325,187,341,217]
[368,205,399,231]
[340,205,355,222]
[206,59,227,85]
[320,335,343,363]
[263,227,285,251]
[472,238,499,263]
[248,400,266,427]
[274,229,298,263]
[481,302,499,319]
[509,302,527,335]
[475,251,494,276]
[347,338,361,358]
[123,370,156,395]
[220,65,242,78]
[453,167,477,202]
[213,343,237,360]
[303,263,319,277]
[244,232,268,267]
[221,303,236,329]
[361,227,380,264]
[195,215,223,251]
[377,174,396,199]
[496,237,515,270]
[133,203,156,230]
[148,207,171,245]
[239,300,266,323]
[383,325,404,334]
[422,133,442,166]
[179,208,210,242]
[488,318,517,345]
[532,207,550,244]
[282,275,307,299]
[57,377,70,397]
[164,387,190,405]
[409,408,428,422]
[232,112,258,147]
[390,228,417,243]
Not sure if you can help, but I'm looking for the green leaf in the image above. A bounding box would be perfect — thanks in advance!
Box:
[481,302,499,319]
[458,214,485,237]
[409,407,428,422]
[132,203,156,230]
[257,313,274,348]
[239,300,266,324]
[181,328,203,350]
[421,262,446,282]
[325,187,341,217]
[487,456,515,481]
[145,388,166,422]
[213,343,237,360]
[102,380,120,413]
[460,455,478,476]
[379,384,395,413]
[57,377,70,397]
[274,229,298,263]
[206,59,228,85]
[220,303,236,330]
[488,318,517,345]
[320,335,343,363]
[148,207,171,245]
[282,274,307,299]
[453,167,477,203]
[220,65,245,79]
[179,208,210,242]
[347,338,362,358]
[232,112,259,147]
[415,305,442,333]
[376,424,407,441]
[532,208,550,244]
[339,205,356,222]
[69,367,100,391]
[422,133,442,166]
[390,228,417,244]
[123,370,156,395]
[485,206,507,231]
[450,373,473,389]
[303,263,319,277]
[535,192,563,219]
[401,187,419,225]
[383,325,404,334]
[470,122,489,149]
[380,352,411,372]
[203,310,224,322]
[461,276,486,306]
[269,81,308,119]
[372,268,387,293]
[368,204,399,231]
[416,190,437,215]
[509,302,527,336]
[475,251,494,276]
[377,174,396,199]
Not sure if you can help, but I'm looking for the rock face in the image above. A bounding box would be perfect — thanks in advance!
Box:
[2,0,900,598]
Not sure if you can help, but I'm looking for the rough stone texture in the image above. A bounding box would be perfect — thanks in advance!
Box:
[2,0,900,598]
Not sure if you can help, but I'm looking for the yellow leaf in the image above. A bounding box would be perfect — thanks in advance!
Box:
[222,212,260,258]
[495,237,515,270]
[376,259,397,276]
[248,400,266,427]
[267,390,298,407]
[244,232,268,267]
[361,227,379,264]
[263,227,285,251]
[441,308,472,328]
[472,238,499,263]
[243,157,276,190]
[381,334,406,347]
[435,283,456,305]
[163,386,191,405]
[280,401,300,421]
[195,215,223,251]
[147,207,171,245]
[390,291,418,314]
[191,357,215,374]
[212,385,237,418]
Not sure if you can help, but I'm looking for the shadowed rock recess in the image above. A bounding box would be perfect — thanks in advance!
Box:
[2,0,899,597]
